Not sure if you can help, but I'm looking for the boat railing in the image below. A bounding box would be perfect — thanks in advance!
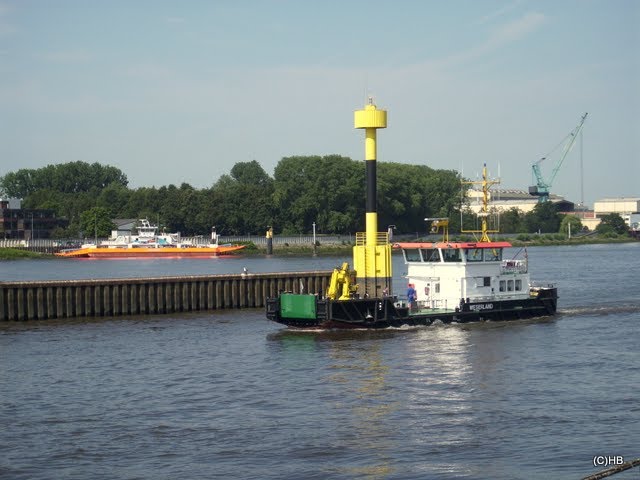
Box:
[500,259,528,274]
[355,232,390,246]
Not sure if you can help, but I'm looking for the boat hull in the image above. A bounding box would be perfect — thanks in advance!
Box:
[55,245,245,258]
[266,287,558,329]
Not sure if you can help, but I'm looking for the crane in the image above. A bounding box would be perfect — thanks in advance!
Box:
[529,112,588,203]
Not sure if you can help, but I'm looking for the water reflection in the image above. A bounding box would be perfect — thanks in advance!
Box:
[401,325,477,476]
[268,329,400,479]
[325,339,395,479]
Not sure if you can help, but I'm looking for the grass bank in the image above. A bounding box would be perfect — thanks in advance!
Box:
[251,235,637,256]
[0,248,50,260]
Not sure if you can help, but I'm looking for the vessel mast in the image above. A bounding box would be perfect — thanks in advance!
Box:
[462,163,500,242]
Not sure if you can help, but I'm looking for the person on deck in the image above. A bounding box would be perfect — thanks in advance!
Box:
[407,283,417,311]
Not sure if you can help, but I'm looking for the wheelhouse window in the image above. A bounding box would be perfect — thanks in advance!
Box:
[515,279,522,291]
[507,280,514,291]
[465,248,483,262]
[421,248,440,262]
[404,248,422,262]
[485,248,503,261]
[442,248,462,262]
[499,280,506,292]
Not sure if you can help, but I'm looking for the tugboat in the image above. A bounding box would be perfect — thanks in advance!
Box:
[266,100,557,329]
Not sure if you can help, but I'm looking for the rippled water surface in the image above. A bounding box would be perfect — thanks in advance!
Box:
[2,244,639,479]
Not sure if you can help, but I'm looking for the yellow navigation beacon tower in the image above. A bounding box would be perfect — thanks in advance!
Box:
[353,98,392,297]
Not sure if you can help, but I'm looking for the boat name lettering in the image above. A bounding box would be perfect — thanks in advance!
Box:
[469,303,494,311]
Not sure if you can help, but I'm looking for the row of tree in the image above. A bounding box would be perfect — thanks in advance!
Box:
[0,159,629,238]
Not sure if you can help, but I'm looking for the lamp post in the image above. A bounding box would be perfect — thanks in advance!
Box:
[387,224,396,242]
[312,222,317,256]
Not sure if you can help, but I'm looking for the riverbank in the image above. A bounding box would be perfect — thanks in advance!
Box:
[1,235,636,260]
[0,248,47,260]
[253,235,638,255]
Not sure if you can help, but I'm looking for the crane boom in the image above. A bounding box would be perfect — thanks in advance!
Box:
[529,112,588,203]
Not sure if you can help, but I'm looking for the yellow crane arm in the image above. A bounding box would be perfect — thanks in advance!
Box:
[326,262,358,300]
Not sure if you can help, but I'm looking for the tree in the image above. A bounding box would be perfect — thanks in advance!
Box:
[559,214,583,236]
[524,202,561,233]
[497,207,525,234]
[208,161,275,235]
[596,213,628,236]
[0,161,128,198]
[230,160,272,186]
[79,207,116,239]
[97,182,132,217]
[273,155,362,234]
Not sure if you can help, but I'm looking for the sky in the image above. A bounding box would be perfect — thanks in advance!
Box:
[0,0,638,208]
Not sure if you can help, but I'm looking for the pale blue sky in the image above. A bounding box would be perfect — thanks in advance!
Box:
[1,0,638,207]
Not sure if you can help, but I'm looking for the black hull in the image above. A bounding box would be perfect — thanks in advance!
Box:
[266,287,558,329]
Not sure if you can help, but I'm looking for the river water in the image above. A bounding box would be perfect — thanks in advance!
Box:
[1,244,639,479]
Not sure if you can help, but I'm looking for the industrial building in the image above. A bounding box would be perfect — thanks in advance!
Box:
[467,189,574,214]
[466,190,639,232]
[0,198,66,239]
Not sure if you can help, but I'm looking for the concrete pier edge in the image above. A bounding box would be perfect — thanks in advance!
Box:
[0,271,332,321]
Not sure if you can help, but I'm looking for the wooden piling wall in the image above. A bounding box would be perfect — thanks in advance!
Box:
[0,271,332,321]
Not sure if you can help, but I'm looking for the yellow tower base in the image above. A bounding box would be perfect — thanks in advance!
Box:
[353,233,392,297]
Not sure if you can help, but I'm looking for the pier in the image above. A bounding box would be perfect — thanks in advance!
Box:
[0,271,332,321]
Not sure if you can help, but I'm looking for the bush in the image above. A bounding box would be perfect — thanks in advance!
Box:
[235,241,259,252]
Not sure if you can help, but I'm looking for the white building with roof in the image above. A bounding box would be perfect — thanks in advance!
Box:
[467,189,574,214]
[593,198,640,216]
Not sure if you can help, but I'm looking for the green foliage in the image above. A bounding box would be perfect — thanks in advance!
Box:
[234,241,259,252]
[500,207,526,233]
[596,213,628,236]
[80,207,116,239]
[379,163,462,233]
[0,161,127,198]
[524,201,561,233]
[0,248,46,259]
[4,157,478,237]
[209,161,275,235]
[559,214,583,236]
[273,155,362,234]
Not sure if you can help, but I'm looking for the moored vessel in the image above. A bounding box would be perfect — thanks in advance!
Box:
[266,100,557,329]
[55,219,245,258]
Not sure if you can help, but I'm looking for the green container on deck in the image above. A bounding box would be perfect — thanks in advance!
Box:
[280,294,317,319]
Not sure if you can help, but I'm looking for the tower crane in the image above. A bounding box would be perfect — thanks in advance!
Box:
[529,112,588,203]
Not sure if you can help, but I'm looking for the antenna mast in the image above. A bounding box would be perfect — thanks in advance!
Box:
[462,163,500,242]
